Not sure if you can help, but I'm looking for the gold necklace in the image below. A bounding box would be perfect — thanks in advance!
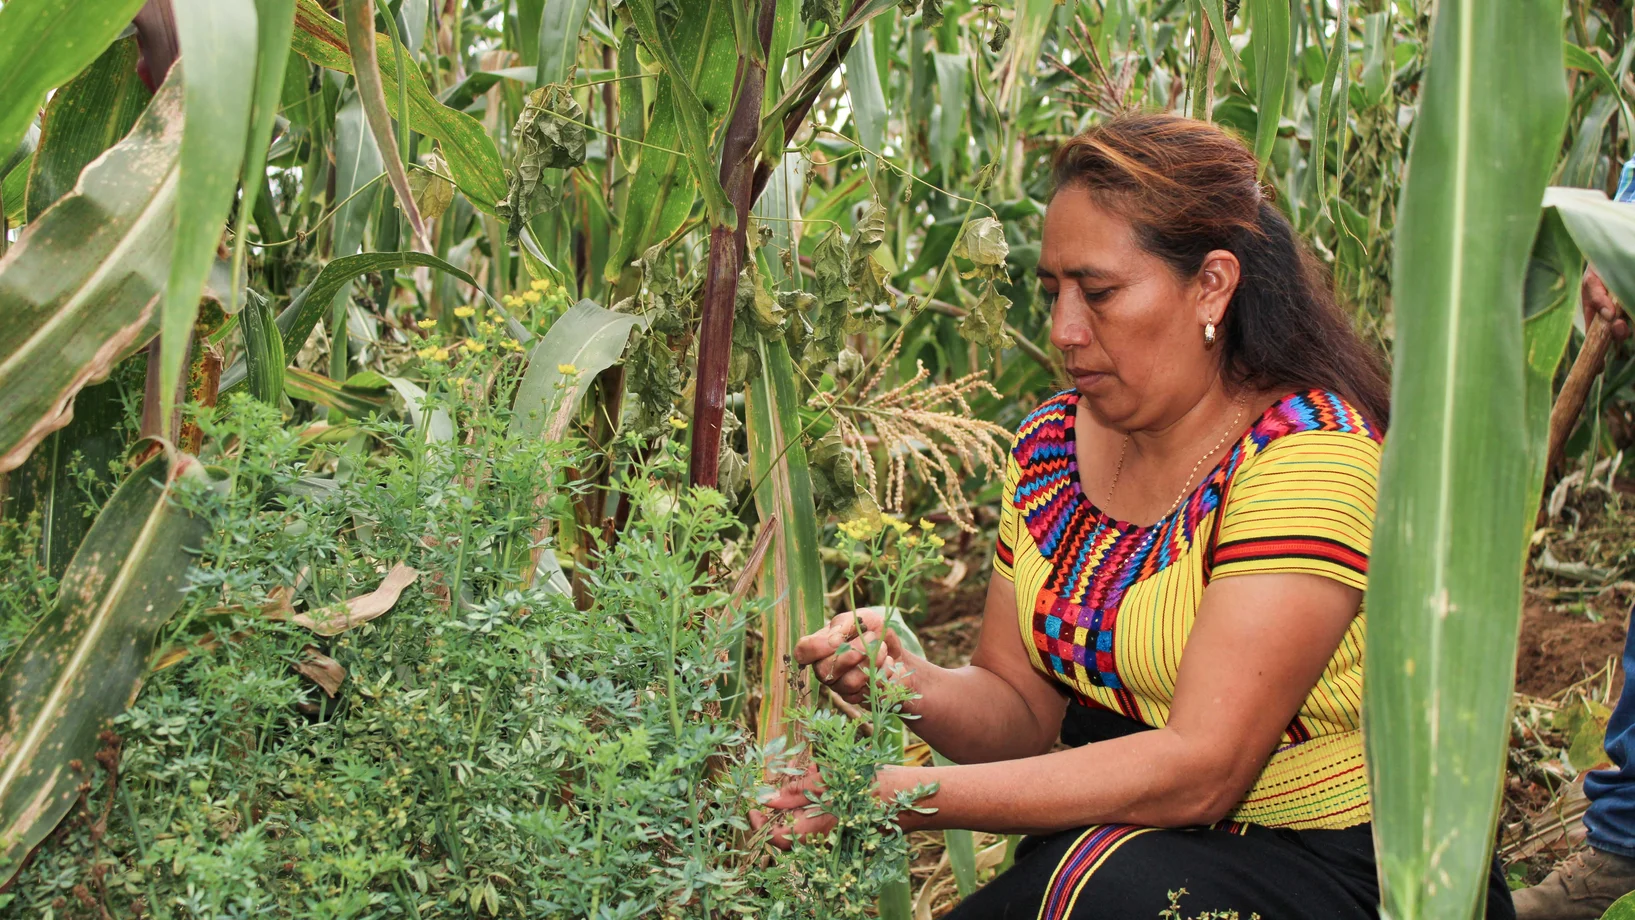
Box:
[1105,395,1248,517]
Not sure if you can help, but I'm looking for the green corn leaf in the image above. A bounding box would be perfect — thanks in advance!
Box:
[219,250,517,394]
[1310,1,1346,225]
[1246,0,1291,174]
[340,0,427,249]
[0,75,184,475]
[1545,187,1635,312]
[332,95,383,260]
[1357,11,1393,109]
[292,0,506,212]
[604,5,736,284]
[439,66,537,111]
[932,52,969,181]
[159,0,259,433]
[1563,42,1633,130]
[384,374,452,443]
[1558,94,1619,190]
[623,0,734,231]
[745,334,827,745]
[536,0,592,89]
[1363,3,1567,919]
[284,366,391,417]
[508,299,649,442]
[0,447,209,888]
[0,0,151,165]
[23,36,152,221]
[844,23,887,161]
[225,0,296,318]
[882,614,979,898]
[240,290,286,405]
[4,380,129,581]
[1521,208,1579,523]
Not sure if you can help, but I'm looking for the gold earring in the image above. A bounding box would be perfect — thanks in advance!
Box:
[1204,322,1217,346]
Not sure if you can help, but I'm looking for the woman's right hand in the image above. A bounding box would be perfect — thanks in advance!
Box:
[793,607,913,706]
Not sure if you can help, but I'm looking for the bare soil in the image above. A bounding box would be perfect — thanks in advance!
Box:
[1517,589,1631,700]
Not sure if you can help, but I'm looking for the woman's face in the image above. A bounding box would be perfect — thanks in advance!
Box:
[1038,185,1239,431]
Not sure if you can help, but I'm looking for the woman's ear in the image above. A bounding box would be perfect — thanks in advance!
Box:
[1194,249,1242,327]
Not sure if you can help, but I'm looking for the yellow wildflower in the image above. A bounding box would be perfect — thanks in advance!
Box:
[477,320,496,333]
[417,318,437,329]
[464,339,486,353]
[522,290,543,304]
[502,338,523,352]
[885,515,911,535]
[558,363,579,375]
[453,305,476,318]
[928,534,946,549]
[919,517,935,532]
[502,294,523,308]
[530,278,552,292]
[417,345,450,362]
[669,416,688,430]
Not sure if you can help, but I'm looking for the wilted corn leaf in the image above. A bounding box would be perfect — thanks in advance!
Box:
[498,85,586,240]
[409,152,454,221]
[952,216,1008,267]
[289,563,419,636]
[961,282,1013,351]
[0,75,184,475]
[1363,2,1567,918]
[802,0,842,29]
[0,448,208,887]
[295,645,347,697]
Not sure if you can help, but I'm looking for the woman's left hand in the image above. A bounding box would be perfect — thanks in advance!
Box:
[750,766,835,849]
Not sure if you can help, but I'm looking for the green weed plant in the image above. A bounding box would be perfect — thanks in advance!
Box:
[2,344,929,919]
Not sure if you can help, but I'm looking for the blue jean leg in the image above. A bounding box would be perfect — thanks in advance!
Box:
[1584,606,1635,857]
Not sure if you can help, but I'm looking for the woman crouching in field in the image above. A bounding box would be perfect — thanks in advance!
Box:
[754,114,1515,919]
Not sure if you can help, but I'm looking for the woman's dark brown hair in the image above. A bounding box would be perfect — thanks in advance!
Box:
[1051,113,1391,428]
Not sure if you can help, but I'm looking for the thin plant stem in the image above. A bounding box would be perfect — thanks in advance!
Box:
[239,172,389,249]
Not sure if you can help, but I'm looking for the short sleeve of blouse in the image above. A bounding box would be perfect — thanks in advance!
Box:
[993,454,1021,581]
[1210,429,1382,592]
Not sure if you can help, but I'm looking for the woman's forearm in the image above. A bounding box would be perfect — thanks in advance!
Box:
[882,728,1246,835]
[901,656,1061,764]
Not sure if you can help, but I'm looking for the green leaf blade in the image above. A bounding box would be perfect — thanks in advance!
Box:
[1364,2,1569,917]
[0,449,209,887]
[0,76,184,474]
[0,0,151,163]
[159,0,260,431]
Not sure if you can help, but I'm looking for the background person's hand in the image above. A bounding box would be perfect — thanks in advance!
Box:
[793,607,912,706]
[1584,267,1631,360]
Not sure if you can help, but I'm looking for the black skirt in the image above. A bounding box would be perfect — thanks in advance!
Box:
[942,703,1516,920]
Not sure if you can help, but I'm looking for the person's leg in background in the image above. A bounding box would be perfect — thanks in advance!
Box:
[1515,603,1635,919]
